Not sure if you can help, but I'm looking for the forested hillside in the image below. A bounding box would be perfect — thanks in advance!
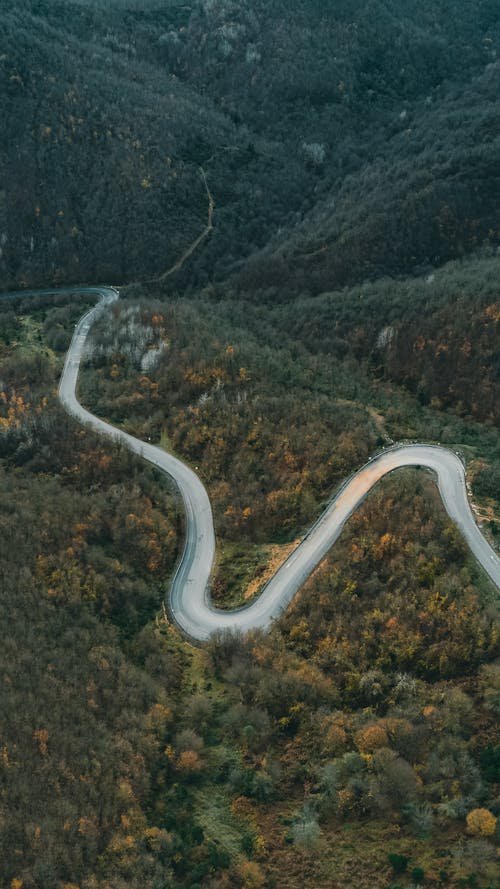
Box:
[1,2,500,888]
[2,0,500,292]
[2,263,499,889]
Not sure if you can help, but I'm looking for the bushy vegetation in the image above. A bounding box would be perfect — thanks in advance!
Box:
[80,298,380,546]
[0,294,184,886]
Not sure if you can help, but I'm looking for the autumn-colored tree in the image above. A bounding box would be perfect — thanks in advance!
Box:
[466,808,497,837]
[237,860,266,889]
[177,749,203,774]
[355,723,389,754]
[321,719,349,757]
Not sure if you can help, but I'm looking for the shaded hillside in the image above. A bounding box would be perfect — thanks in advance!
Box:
[0,2,237,287]
[271,255,500,426]
[232,61,500,297]
[2,0,500,291]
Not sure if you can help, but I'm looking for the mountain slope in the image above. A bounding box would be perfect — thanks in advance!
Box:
[2,0,500,292]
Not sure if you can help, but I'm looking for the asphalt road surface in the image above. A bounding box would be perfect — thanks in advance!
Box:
[6,286,500,641]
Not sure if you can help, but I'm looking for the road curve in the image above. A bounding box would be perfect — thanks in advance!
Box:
[5,286,500,641]
[57,286,217,644]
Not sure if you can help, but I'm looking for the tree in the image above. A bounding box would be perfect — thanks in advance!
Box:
[466,808,497,838]
[291,809,322,851]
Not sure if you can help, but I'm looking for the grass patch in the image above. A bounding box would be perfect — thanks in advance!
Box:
[211,539,300,609]
[10,315,58,364]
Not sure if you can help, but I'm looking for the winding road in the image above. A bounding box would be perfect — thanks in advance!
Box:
[6,285,500,641]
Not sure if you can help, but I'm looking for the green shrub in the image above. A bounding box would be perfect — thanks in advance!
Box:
[405,801,434,837]
[412,866,425,882]
[480,745,500,783]
[388,853,409,874]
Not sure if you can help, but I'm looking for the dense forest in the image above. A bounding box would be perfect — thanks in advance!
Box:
[1,0,500,291]
[0,1,499,888]
[2,258,499,887]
